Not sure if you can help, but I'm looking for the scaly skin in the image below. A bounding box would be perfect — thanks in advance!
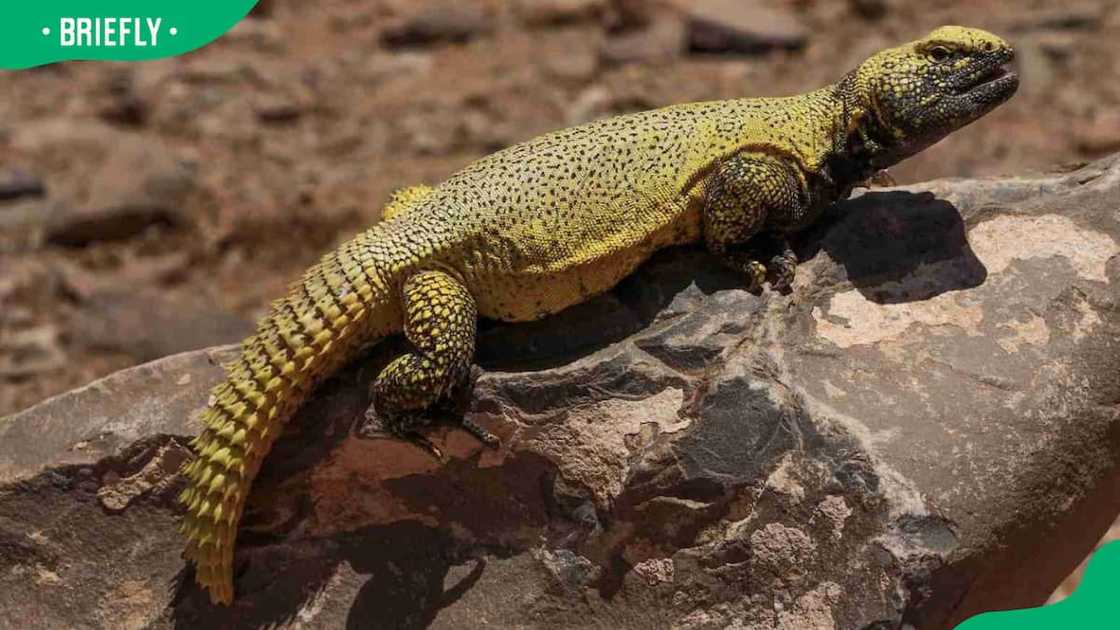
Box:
[180,26,1018,604]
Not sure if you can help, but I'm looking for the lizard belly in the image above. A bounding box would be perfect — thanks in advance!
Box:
[469,206,701,322]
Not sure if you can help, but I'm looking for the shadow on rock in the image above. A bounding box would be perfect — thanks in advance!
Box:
[479,190,989,375]
[344,529,488,630]
[475,246,744,372]
[800,190,988,303]
[170,523,485,630]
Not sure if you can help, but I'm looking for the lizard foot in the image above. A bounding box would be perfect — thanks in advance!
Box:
[441,366,499,448]
[353,405,445,461]
[743,259,767,294]
[767,254,797,294]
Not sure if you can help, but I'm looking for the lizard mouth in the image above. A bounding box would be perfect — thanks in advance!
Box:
[973,64,1015,88]
[949,50,1021,106]
[955,50,1019,99]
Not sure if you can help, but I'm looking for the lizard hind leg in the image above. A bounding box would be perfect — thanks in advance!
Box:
[359,269,495,454]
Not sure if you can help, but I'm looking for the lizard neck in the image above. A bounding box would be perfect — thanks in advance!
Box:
[826,71,899,188]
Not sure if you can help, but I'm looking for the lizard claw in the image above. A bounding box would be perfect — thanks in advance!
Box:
[353,404,390,439]
[744,260,767,294]
[869,169,897,187]
[857,169,897,189]
[404,431,446,461]
[354,405,446,461]
[767,255,797,294]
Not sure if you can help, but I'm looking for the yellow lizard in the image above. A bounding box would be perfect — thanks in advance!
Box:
[178,26,1018,604]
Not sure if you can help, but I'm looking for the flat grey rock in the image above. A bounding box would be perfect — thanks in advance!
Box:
[2,155,1119,629]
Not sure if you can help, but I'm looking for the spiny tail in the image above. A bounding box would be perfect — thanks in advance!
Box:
[177,231,395,604]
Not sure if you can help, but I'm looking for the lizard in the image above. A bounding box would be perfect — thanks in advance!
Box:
[178,26,1018,604]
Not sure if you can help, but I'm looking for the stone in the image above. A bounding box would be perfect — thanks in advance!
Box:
[223,18,287,53]
[97,68,148,127]
[0,325,65,379]
[671,0,809,55]
[514,0,606,26]
[254,94,304,124]
[3,154,1120,628]
[9,121,198,246]
[70,288,254,363]
[541,42,599,83]
[0,167,46,202]
[1074,109,1120,156]
[848,0,889,20]
[566,84,613,125]
[1008,5,1107,31]
[600,11,685,65]
[381,2,493,49]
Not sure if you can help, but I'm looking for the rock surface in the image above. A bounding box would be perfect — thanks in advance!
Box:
[380,2,495,49]
[70,288,254,364]
[2,155,1120,629]
[7,121,198,247]
[672,0,809,54]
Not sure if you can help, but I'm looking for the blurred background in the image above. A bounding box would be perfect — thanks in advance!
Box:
[1,0,1118,597]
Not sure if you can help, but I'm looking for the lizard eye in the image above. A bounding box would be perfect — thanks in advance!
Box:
[928,45,952,63]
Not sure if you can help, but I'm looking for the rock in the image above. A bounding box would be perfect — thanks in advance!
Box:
[381,2,493,49]
[514,0,607,26]
[671,0,809,55]
[1032,29,1080,59]
[566,85,614,124]
[0,325,65,379]
[70,289,254,363]
[0,167,46,202]
[98,94,148,128]
[97,68,148,127]
[9,121,197,246]
[364,51,434,86]
[3,154,1120,628]
[1008,5,1107,32]
[254,94,304,125]
[1074,110,1120,156]
[541,41,599,83]
[223,18,287,53]
[848,0,889,20]
[397,107,464,156]
[600,11,685,65]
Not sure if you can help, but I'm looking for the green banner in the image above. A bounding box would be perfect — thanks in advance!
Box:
[957,541,1120,629]
[0,1,258,69]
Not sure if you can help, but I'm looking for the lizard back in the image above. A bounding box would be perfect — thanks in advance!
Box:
[396,93,839,321]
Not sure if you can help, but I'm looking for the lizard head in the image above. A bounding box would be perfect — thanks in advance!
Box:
[846,26,1018,167]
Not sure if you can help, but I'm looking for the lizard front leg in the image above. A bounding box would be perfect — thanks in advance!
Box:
[703,154,806,293]
[357,269,498,455]
[759,235,799,293]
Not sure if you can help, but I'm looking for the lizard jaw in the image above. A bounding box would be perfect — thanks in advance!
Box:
[954,49,1019,102]
[935,50,1020,122]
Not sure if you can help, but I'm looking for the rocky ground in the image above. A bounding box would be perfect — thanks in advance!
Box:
[2,0,1119,610]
